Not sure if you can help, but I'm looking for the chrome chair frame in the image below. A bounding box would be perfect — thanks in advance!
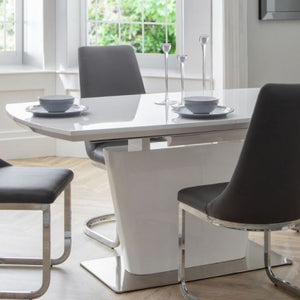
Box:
[178,202,300,299]
[84,213,120,249]
[0,184,71,299]
[83,162,120,249]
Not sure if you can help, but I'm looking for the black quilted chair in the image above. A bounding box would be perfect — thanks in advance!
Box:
[178,84,300,299]
[78,45,146,248]
[0,159,73,299]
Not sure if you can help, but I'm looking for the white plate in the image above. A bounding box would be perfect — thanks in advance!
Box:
[174,106,234,119]
[26,104,88,118]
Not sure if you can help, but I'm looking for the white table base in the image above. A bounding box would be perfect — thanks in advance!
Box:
[104,141,248,274]
[80,139,292,292]
[81,241,291,293]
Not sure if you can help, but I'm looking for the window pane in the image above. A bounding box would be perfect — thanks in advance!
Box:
[98,0,119,22]
[167,25,176,54]
[120,0,141,22]
[0,0,15,52]
[144,24,165,54]
[0,0,3,21]
[168,0,176,23]
[5,22,14,50]
[87,0,98,21]
[144,0,166,23]
[97,23,119,45]
[86,0,176,54]
[5,0,15,22]
[87,22,97,45]
[121,24,142,53]
[0,23,3,51]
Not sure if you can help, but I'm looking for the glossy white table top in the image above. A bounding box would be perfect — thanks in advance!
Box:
[6,88,260,141]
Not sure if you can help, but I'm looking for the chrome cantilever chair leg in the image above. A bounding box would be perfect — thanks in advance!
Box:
[178,207,199,300]
[264,230,300,296]
[83,160,120,249]
[84,213,120,249]
[178,204,300,299]
[0,185,71,300]
[0,205,51,300]
[51,184,72,265]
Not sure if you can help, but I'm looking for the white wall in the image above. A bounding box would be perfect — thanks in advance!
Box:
[0,72,56,159]
[212,0,223,90]
[23,0,44,67]
[184,0,212,78]
[247,0,300,87]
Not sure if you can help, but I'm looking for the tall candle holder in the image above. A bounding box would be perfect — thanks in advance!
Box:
[172,54,188,109]
[199,34,210,91]
[155,43,176,105]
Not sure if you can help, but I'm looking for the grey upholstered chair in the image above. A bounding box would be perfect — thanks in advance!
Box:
[178,84,300,299]
[0,159,73,299]
[78,45,145,248]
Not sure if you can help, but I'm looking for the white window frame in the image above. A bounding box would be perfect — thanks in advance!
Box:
[0,0,23,65]
[80,0,183,71]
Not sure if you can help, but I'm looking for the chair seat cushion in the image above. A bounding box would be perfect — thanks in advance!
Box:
[86,140,129,164]
[0,166,73,204]
[86,138,166,164]
[178,183,228,214]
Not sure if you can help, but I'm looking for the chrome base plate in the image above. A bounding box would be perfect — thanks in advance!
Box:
[80,241,291,294]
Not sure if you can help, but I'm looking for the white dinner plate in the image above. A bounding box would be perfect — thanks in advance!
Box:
[174,106,234,119]
[26,104,88,118]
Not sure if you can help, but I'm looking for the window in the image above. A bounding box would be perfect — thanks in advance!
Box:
[78,0,210,75]
[0,0,22,64]
[85,0,176,54]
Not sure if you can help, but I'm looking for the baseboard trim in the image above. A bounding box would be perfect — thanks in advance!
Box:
[0,130,56,159]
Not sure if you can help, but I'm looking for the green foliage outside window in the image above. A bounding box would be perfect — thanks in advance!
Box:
[87,0,176,54]
[0,0,15,51]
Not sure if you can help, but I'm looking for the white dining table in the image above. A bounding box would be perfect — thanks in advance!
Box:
[6,88,290,293]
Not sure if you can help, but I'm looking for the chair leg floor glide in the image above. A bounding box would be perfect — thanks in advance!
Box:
[0,185,72,300]
[84,213,120,249]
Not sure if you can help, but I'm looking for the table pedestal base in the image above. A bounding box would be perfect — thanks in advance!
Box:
[80,241,291,293]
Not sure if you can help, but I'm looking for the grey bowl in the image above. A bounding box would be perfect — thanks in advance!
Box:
[39,95,75,113]
[184,96,219,114]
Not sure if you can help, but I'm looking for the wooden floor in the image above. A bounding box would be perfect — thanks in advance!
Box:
[0,157,299,300]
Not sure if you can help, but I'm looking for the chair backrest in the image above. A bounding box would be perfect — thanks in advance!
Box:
[78,45,145,98]
[207,84,300,224]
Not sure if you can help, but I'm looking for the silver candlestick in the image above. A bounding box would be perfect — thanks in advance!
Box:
[172,54,188,109]
[199,34,210,91]
[155,43,176,105]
